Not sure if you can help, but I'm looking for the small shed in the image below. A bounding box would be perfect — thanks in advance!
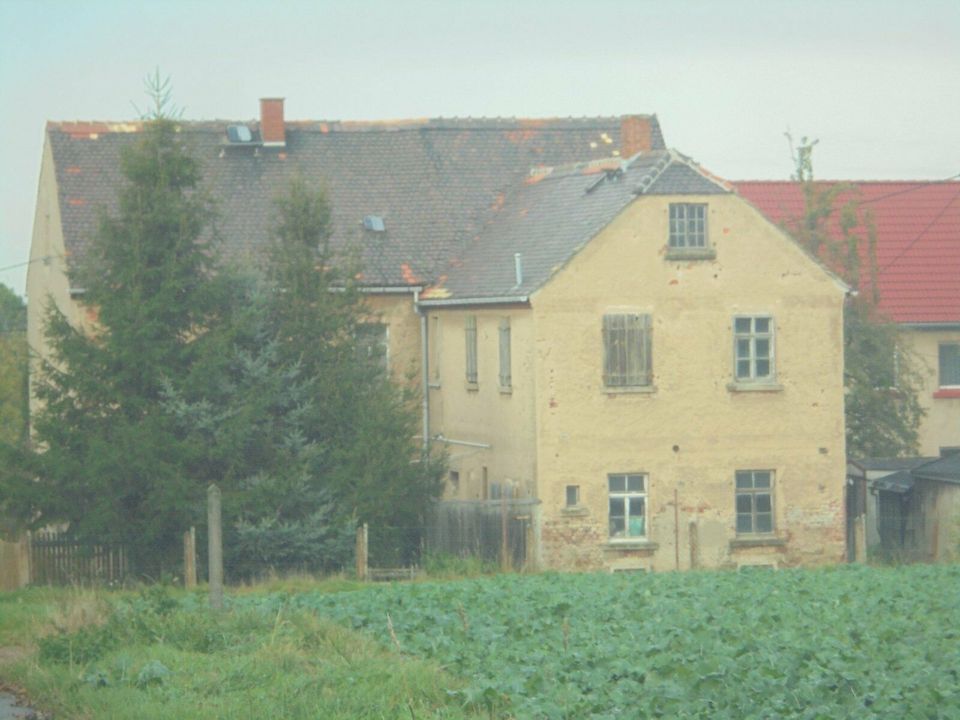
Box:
[849,455,960,561]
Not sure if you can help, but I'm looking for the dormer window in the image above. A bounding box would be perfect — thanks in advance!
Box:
[666,203,715,259]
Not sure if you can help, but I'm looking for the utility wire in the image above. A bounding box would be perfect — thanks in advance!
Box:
[856,172,960,206]
[876,186,960,276]
[0,255,57,274]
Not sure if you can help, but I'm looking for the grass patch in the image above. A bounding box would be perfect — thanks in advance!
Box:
[5,584,489,719]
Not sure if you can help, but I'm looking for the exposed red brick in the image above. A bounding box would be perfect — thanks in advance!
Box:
[260,98,286,146]
[620,115,654,158]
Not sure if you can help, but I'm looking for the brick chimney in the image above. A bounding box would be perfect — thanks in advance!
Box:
[620,115,654,158]
[260,98,286,147]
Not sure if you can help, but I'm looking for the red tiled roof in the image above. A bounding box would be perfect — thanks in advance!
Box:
[733,181,960,325]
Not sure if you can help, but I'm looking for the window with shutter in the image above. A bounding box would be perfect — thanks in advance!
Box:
[602,313,652,388]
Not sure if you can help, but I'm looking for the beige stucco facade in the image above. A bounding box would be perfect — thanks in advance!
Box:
[426,193,848,571]
[26,137,94,425]
[902,328,960,456]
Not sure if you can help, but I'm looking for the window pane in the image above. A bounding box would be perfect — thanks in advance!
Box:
[755,359,770,377]
[737,359,751,378]
[754,471,771,488]
[735,471,753,489]
[610,517,626,537]
[736,494,753,513]
[609,497,625,516]
[736,514,753,533]
[755,494,772,513]
[565,485,579,507]
[755,513,773,533]
[609,475,625,492]
[735,318,751,333]
[628,497,645,517]
[627,475,644,492]
[755,318,770,333]
[737,338,751,358]
[628,514,645,537]
[940,344,960,386]
[755,339,770,359]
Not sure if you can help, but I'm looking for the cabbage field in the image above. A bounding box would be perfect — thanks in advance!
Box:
[248,564,960,719]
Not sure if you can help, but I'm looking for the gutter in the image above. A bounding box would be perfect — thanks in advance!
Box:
[361,285,423,295]
[419,295,529,308]
[413,289,430,454]
[900,322,960,330]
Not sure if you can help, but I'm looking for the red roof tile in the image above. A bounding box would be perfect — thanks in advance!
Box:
[733,181,960,324]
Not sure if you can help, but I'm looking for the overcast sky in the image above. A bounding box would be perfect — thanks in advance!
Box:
[1,0,958,297]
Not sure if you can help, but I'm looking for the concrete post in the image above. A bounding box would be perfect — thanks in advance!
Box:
[207,485,224,610]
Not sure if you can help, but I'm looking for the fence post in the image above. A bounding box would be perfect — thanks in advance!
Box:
[688,520,699,570]
[208,485,224,610]
[356,523,368,581]
[183,526,197,589]
[500,495,510,572]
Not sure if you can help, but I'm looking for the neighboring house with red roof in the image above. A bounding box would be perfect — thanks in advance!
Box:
[734,181,960,458]
[28,99,851,571]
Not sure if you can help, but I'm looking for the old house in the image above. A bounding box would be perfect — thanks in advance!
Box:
[734,181,960,458]
[28,99,849,571]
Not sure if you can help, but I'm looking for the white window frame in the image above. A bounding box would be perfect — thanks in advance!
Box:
[465,315,478,386]
[608,473,647,540]
[498,317,512,390]
[735,470,775,535]
[356,322,389,373]
[602,314,652,388]
[939,343,960,388]
[734,315,775,382]
[669,203,708,249]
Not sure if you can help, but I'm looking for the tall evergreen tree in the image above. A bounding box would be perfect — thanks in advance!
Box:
[18,115,224,571]
[0,283,28,448]
[785,135,924,457]
[163,179,444,571]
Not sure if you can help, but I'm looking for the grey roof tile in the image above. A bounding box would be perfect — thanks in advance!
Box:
[421,151,731,303]
[49,116,664,288]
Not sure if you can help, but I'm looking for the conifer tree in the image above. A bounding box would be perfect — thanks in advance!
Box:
[18,98,224,571]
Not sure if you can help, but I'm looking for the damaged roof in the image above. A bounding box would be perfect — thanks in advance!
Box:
[734,181,960,325]
[420,150,731,304]
[47,115,664,289]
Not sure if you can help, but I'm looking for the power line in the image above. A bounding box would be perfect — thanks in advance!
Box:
[0,256,57,274]
[876,186,960,276]
[856,172,960,206]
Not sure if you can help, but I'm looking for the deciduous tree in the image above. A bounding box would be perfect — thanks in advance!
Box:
[785,135,923,457]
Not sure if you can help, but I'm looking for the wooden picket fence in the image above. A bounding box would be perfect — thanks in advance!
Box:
[26,530,129,586]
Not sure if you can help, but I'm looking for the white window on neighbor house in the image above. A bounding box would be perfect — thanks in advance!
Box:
[465,315,478,385]
[939,343,960,387]
[608,473,646,540]
[356,322,389,373]
[668,203,707,249]
[734,316,774,382]
[498,317,512,389]
[602,314,652,388]
[735,470,774,535]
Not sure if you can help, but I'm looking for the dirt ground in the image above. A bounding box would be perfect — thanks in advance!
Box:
[0,647,44,719]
